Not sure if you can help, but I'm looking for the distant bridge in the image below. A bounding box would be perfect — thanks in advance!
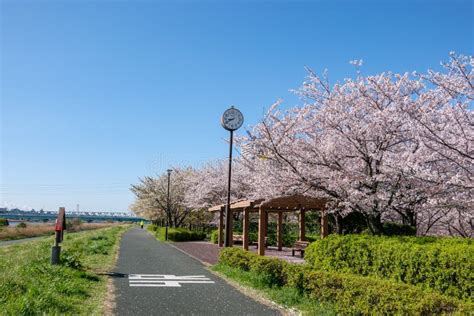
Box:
[0,211,145,223]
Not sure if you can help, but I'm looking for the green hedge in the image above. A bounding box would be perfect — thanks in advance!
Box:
[210,230,219,244]
[218,248,472,315]
[304,234,473,300]
[382,222,416,236]
[148,225,206,242]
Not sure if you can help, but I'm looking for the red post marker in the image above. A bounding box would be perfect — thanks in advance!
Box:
[52,207,66,265]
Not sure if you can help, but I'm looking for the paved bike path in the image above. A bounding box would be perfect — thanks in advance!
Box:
[113,228,280,315]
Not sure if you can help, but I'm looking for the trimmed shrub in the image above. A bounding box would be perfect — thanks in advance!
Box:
[249,256,288,287]
[152,227,206,242]
[382,222,416,236]
[17,222,27,228]
[147,224,160,232]
[217,248,472,315]
[0,219,9,227]
[219,247,253,271]
[210,230,219,244]
[305,234,473,300]
[303,270,470,315]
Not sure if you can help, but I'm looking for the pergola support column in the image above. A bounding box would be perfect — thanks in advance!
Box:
[321,210,329,238]
[258,207,266,256]
[218,207,224,247]
[243,208,249,250]
[264,211,268,237]
[277,211,283,251]
[299,209,306,241]
[228,210,234,246]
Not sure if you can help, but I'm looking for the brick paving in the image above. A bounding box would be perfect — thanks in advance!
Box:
[171,241,221,265]
[171,241,305,265]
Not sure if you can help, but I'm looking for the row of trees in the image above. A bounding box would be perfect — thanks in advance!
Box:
[131,53,473,237]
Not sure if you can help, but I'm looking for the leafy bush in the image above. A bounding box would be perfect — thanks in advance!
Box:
[303,270,470,315]
[217,248,472,315]
[382,222,416,236]
[305,234,473,300]
[17,222,27,228]
[66,218,83,231]
[249,255,288,287]
[210,230,219,244]
[147,224,160,232]
[220,247,253,270]
[152,227,206,242]
[0,218,9,227]
[61,251,84,270]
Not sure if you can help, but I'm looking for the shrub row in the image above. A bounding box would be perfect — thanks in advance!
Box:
[218,248,472,315]
[304,234,473,300]
[211,230,319,247]
[210,230,219,244]
[148,225,206,242]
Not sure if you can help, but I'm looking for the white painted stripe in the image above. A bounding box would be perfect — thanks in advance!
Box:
[130,282,182,287]
[128,274,215,288]
[129,280,215,284]
[129,278,210,281]
[129,276,209,280]
[129,274,206,278]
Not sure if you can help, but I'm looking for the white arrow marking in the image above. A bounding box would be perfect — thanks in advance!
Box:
[128,274,215,287]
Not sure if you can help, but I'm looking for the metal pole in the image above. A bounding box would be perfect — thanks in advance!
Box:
[51,231,61,264]
[166,170,171,241]
[224,130,234,247]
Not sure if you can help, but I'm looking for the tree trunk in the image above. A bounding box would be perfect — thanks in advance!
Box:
[366,213,383,235]
[334,214,343,234]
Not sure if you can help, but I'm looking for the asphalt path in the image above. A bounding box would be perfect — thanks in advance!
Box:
[113,228,280,316]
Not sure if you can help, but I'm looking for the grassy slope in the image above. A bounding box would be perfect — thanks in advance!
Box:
[0,225,130,315]
[0,223,120,241]
[212,264,337,316]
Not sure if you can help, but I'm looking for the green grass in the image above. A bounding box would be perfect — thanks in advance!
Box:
[0,225,130,315]
[212,264,337,315]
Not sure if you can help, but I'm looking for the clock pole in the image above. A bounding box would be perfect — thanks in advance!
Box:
[221,106,243,248]
[224,129,234,247]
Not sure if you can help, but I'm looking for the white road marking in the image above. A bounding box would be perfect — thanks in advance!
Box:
[128,274,215,287]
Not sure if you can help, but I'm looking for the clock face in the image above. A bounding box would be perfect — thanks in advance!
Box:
[221,107,244,131]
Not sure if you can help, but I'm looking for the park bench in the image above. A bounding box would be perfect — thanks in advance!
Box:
[291,240,310,258]
[233,234,243,244]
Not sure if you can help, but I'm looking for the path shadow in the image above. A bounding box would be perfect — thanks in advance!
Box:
[98,272,128,278]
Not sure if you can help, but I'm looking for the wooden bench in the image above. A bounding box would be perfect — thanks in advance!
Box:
[292,241,310,258]
[233,234,243,244]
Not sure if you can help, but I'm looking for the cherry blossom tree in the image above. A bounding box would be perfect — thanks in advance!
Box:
[184,158,252,209]
[240,54,473,236]
[130,167,196,228]
[409,53,473,236]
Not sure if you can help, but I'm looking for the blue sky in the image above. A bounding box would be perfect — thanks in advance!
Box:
[1,0,472,213]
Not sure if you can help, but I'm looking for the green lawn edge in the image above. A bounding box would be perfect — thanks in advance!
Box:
[0,225,131,315]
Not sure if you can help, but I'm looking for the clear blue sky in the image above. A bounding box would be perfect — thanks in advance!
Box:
[1,0,472,213]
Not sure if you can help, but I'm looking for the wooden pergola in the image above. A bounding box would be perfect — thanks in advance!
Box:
[208,195,329,256]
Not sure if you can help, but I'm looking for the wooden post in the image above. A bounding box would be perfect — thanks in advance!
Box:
[258,207,265,256]
[299,209,306,241]
[264,211,268,237]
[243,208,249,250]
[321,210,329,239]
[228,209,234,247]
[277,211,283,251]
[218,207,224,247]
